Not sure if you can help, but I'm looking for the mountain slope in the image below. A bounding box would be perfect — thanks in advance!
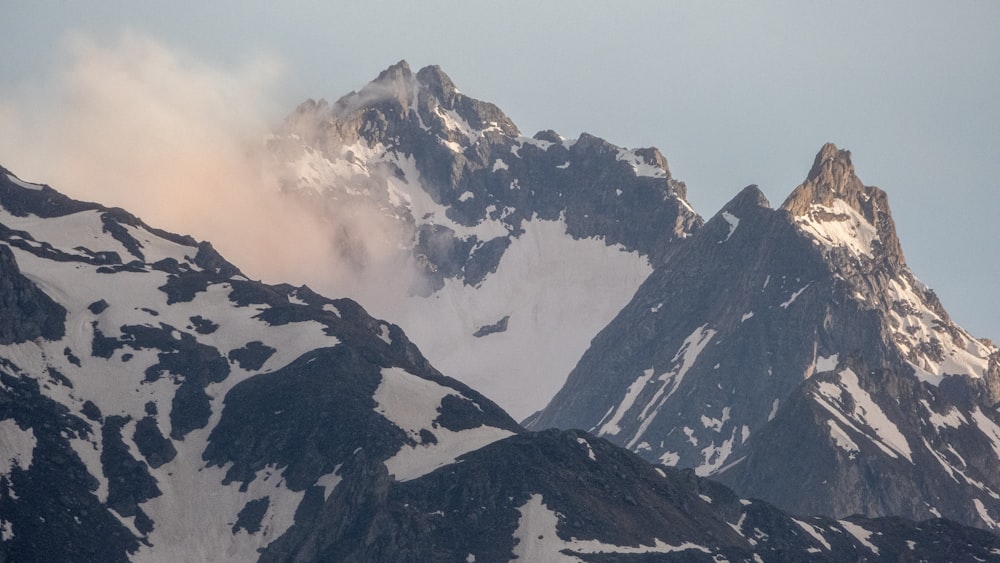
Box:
[5,167,1000,561]
[527,144,1000,531]
[267,61,701,418]
[0,167,518,561]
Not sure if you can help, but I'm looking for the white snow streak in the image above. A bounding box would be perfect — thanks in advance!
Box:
[838,520,880,555]
[511,495,711,561]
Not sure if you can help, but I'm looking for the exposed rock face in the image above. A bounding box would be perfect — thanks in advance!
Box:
[5,166,1000,562]
[273,60,699,285]
[268,61,702,418]
[0,244,66,344]
[529,143,1000,531]
[0,169,518,561]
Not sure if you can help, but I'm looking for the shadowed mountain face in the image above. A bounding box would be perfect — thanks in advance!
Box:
[4,162,1000,561]
[528,144,1000,532]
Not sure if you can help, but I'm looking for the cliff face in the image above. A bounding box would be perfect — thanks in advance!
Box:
[530,144,1000,531]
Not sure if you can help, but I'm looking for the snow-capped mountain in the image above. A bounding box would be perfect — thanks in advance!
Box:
[527,143,1000,531]
[267,61,701,419]
[5,167,1000,561]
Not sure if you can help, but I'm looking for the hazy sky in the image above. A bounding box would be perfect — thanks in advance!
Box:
[2,1,998,340]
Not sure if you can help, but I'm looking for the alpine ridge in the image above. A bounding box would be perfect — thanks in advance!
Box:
[527,142,1000,532]
[267,60,701,418]
[4,163,1000,561]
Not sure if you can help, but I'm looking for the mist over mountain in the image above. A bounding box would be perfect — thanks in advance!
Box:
[3,160,999,562]
[265,60,700,418]
[3,56,1000,561]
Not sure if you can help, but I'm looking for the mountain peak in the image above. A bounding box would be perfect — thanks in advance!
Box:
[416,64,459,104]
[723,184,771,213]
[781,143,863,215]
[375,59,413,81]
[780,143,904,265]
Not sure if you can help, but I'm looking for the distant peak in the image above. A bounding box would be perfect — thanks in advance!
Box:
[376,60,413,81]
[781,143,865,216]
[781,144,905,266]
[724,185,771,213]
[805,142,855,185]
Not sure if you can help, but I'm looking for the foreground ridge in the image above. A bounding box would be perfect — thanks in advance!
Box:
[3,165,1000,561]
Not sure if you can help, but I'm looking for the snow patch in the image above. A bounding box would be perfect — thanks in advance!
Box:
[826,420,859,457]
[626,325,717,449]
[793,518,832,551]
[719,212,739,242]
[511,495,711,561]
[0,419,35,476]
[779,284,810,309]
[615,148,667,178]
[838,520,880,555]
[598,368,654,437]
[794,199,880,258]
[813,368,912,462]
[815,353,839,373]
[576,437,596,461]
[374,367,514,481]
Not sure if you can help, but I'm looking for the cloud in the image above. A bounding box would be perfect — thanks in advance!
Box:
[0,31,420,309]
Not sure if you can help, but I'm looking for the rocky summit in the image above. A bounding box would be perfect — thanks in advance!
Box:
[4,59,1000,562]
[267,60,701,419]
[528,143,1000,532]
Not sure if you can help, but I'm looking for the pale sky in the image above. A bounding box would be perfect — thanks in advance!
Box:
[2,1,998,341]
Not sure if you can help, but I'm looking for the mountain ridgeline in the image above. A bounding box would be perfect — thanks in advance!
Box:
[6,165,1000,561]
[527,143,1000,532]
[2,59,1000,562]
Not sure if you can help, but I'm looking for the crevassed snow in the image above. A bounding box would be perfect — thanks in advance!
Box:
[720,212,739,242]
[0,419,35,476]
[374,367,513,481]
[511,494,711,561]
[838,520,880,555]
